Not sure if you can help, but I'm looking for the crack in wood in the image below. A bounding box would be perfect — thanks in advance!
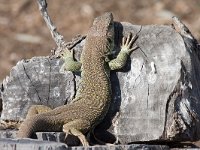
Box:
[22,63,42,103]
[47,58,52,105]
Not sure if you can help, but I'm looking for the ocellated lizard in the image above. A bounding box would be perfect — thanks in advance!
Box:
[17,12,138,146]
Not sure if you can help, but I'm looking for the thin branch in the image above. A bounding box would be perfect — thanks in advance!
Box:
[37,0,67,48]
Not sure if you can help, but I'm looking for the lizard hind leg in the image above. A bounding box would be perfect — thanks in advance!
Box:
[17,105,53,137]
[63,119,90,146]
[26,105,52,119]
[0,105,52,130]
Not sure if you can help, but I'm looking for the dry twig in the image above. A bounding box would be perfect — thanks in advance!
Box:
[37,0,67,48]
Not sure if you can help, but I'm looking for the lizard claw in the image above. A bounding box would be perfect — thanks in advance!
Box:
[121,33,138,54]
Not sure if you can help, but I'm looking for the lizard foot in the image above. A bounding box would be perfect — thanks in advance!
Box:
[64,128,89,146]
[108,32,139,70]
[60,48,82,72]
[121,33,138,54]
[63,120,90,146]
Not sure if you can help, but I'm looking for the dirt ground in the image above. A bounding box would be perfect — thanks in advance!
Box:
[0,0,200,80]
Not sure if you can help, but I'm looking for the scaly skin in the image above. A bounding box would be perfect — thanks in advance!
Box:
[17,12,138,146]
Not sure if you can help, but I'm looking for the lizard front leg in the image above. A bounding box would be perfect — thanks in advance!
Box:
[60,48,83,104]
[60,48,82,72]
[108,33,138,70]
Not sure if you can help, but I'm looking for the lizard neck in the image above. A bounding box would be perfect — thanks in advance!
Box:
[78,37,111,110]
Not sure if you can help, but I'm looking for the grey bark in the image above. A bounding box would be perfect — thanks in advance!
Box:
[1,19,200,145]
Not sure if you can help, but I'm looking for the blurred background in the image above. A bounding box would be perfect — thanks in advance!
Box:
[0,0,200,80]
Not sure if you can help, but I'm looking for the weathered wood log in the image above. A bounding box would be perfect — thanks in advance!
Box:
[1,19,200,145]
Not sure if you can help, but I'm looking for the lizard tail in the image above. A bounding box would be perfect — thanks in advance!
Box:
[17,118,35,138]
[17,115,45,138]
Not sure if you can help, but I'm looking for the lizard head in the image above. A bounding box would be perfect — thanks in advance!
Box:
[87,12,114,57]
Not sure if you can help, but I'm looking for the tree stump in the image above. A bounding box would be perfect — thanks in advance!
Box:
[1,18,200,145]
